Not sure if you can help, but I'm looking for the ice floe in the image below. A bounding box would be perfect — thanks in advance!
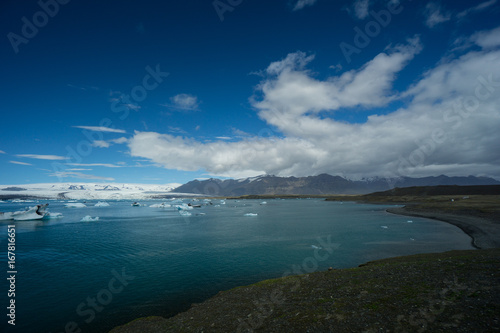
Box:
[244,213,258,217]
[65,203,87,208]
[81,215,99,222]
[95,201,110,207]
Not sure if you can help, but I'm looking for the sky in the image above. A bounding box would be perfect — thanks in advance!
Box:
[1,0,500,185]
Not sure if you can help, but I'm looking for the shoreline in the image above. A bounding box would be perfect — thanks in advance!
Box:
[386,206,500,249]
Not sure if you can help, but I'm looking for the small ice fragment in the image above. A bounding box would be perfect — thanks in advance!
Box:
[81,215,99,222]
[407,220,413,223]
[260,201,267,205]
[95,201,110,207]
[311,245,322,250]
[179,210,192,217]
[381,226,388,229]
[244,213,258,217]
[65,203,87,208]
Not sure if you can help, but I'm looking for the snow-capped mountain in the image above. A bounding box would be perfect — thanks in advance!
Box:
[0,182,183,200]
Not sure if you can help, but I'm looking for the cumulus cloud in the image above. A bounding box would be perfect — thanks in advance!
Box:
[424,2,451,28]
[73,126,126,133]
[91,137,129,148]
[16,154,67,160]
[165,94,200,111]
[293,0,318,11]
[470,26,500,49]
[128,28,500,180]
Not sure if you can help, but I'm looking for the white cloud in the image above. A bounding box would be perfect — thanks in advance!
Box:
[166,94,200,111]
[50,171,115,181]
[66,163,123,168]
[91,137,129,148]
[127,28,500,180]
[9,161,32,166]
[354,0,370,19]
[457,0,497,18]
[0,150,5,154]
[73,126,126,133]
[16,154,67,160]
[292,0,318,11]
[471,26,500,49]
[92,140,111,148]
[424,2,451,28]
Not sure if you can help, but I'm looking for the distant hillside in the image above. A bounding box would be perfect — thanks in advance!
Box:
[172,174,500,196]
[365,185,500,197]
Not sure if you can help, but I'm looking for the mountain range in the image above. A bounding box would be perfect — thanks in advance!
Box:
[172,174,500,196]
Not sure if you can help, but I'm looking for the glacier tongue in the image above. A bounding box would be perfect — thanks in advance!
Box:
[0,182,185,200]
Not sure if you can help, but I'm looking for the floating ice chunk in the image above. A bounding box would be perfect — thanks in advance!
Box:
[407,220,413,223]
[410,238,415,241]
[179,210,192,217]
[81,215,99,222]
[175,204,193,211]
[260,201,267,205]
[220,200,226,205]
[0,212,14,220]
[45,212,63,219]
[150,203,171,208]
[95,202,110,207]
[65,203,87,208]
[311,245,322,250]
[381,226,388,229]
[244,213,258,217]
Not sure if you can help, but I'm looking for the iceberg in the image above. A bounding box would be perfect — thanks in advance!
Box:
[65,203,87,208]
[95,201,110,207]
[381,226,388,229]
[175,204,193,211]
[149,203,171,208]
[179,210,192,217]
[45,212,63,219]
[260,201,267,205]
[244,213,258,217]
[13,204,49,221]
[81,215,99,222]
[0,212,14,220]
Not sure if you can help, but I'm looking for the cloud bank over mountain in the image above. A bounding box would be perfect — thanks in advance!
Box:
[128,27,500,180]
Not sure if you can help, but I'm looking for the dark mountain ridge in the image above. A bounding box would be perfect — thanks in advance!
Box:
[172,174,500,196]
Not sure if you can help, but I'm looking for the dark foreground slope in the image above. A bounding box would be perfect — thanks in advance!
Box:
[110,249,500,333]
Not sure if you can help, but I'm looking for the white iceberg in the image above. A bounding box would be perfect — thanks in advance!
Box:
[244,213,258,217]
[381,226,388,229]
[175,204,193,211]
[179,210,192,217]
[150,203,171,208]
[13,204,49,221]
[65,203,87,208]
[45,212,63,219]
[95,201,110,207]
[0,212,14,220]
[81,215,99,222]
[260,201,267,205]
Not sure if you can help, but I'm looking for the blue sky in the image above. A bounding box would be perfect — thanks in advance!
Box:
[1,0,500,184]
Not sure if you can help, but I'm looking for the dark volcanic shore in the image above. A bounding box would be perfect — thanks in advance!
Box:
[387,206,500,249]
[110,249,500,332]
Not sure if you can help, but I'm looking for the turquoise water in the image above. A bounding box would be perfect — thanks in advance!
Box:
[0,199,474,332]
